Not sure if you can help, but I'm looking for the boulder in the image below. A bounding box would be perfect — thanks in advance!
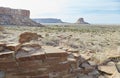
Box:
[19,32,42,43]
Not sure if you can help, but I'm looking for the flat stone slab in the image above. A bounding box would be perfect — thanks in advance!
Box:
[98,65,117,75]
[16,46,67,59]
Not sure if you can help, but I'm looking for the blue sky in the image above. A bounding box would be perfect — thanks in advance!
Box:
[0,0,120,24]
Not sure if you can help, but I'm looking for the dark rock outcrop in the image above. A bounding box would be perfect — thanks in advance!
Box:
[75,18,89,24]
[32,18,64,23]
[0,7,42,26]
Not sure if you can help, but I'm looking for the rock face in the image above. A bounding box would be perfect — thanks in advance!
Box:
[0,7,42,26]
[32,18,64,23]
[75,18,89,24]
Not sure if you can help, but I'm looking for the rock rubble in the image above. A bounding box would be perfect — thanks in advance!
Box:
[0,32,120,78]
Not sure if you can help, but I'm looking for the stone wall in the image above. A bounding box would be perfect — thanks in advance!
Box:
[0,32,81,78]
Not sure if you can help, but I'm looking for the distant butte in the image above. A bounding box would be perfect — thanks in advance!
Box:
[32,18,64,23]
[75,18,89,24]
[0,7,43,26]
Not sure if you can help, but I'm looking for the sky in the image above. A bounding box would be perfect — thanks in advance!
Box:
[0,0,120,24]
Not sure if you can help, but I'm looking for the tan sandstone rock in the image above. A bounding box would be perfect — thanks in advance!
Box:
[6,42,22,52]
[98,65,117,75]
[19,32,42,43]
[0,7,42,26]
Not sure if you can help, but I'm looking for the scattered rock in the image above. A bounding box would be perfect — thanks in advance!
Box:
[77,75,94,78]
[116,62,120,73]
[80,53,91,61]
[98,65,117,75]
[111,71,120,78]
[0,31,120,78]
[88,70,99,76]
[107,62,115,66]
[88,60,97,66]
[98,75,105,78]
[20,43,42,52]
[81,62,91,69]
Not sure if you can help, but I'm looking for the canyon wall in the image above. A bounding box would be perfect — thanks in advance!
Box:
[0,7,42,26]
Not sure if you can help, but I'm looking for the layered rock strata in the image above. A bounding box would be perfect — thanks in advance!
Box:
[0,7,42,26]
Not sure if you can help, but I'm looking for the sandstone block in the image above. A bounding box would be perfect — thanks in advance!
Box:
[0,51,15,62]
[19,32,41,43]
[6,42,22,51]
[48,62,71,72]
[98,65,117,75]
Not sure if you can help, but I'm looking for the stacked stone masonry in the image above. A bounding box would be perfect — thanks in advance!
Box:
[0,32,81,78]
[0,43,80,78]
[0,32,120,78]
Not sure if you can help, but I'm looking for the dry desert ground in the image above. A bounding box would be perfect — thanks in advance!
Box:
[0,24,120,78]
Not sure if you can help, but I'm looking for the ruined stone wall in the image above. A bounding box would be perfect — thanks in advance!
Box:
[0,32,80,78]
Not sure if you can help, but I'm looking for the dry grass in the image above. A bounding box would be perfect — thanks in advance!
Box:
[1,24,120,63]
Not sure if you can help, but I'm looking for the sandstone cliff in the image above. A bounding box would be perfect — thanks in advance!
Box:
[32,18,64,23]
[75,18,89,24]
[0,7,42,26]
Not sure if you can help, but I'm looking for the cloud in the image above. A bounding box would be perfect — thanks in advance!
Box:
[61,0,120,24]
[0,0,120,24]
[0,0,68,17]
